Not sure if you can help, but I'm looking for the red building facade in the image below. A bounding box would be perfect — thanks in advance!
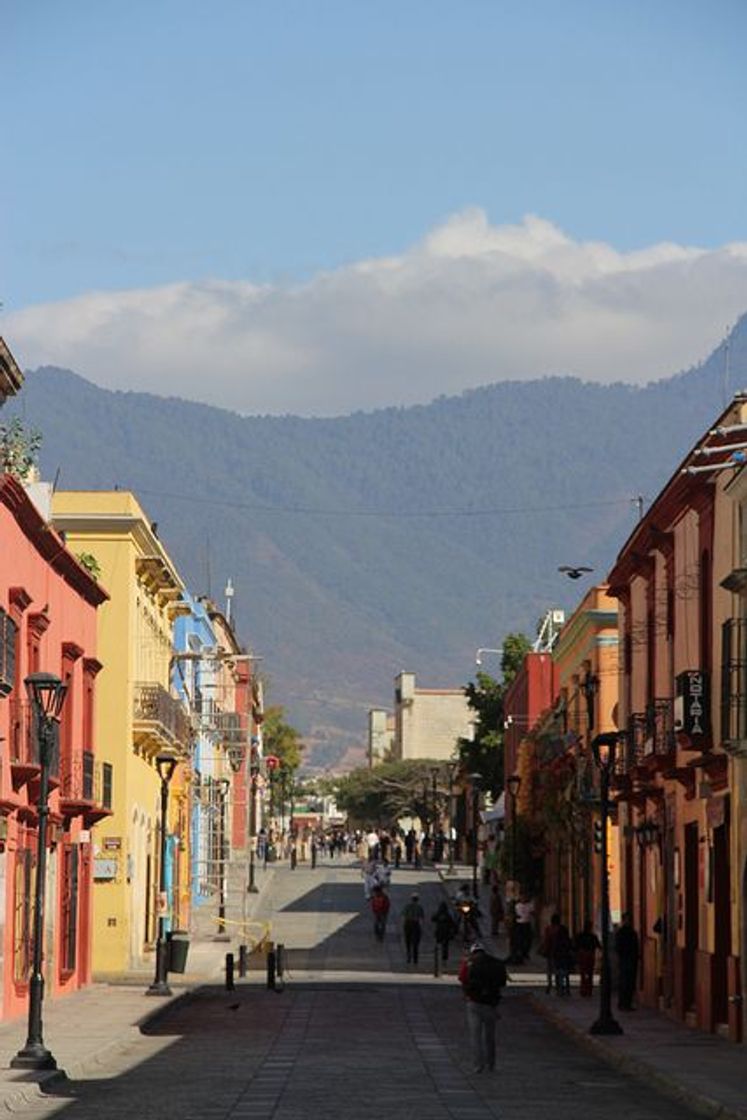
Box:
[0,474,107,1021]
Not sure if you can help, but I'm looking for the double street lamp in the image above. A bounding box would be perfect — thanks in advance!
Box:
[12,673,68,1071]
[469,772,482,899]
[147,751,179,996]
[506,773,521,964]
[590,732,623,1036]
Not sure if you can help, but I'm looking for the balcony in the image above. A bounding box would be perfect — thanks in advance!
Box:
[0,608,18,697]
[60,749,96,816]
[721,618,747,756]
[643,698,676,761]
[7,699,60,789]
[133,683,191,755]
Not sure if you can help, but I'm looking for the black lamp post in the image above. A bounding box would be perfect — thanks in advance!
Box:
[590,732,623,1036]
[247,743,260,893]
[469,772,482,899]
[506,773,521,963]
[445,760,459,875]
[214,777,230,936]
[147,751,178,996]
[12,673,68,1070]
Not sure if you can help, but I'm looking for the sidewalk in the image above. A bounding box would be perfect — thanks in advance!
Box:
[0,860,277,1110]
[530,991,747,1120]
[438,863,747,1120]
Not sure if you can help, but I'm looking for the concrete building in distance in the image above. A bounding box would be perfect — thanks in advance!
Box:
[391,671,472,762]
[367,708,395,766]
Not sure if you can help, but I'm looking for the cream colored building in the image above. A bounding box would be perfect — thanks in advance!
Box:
[368,708,395,766]
[392,671,472,761]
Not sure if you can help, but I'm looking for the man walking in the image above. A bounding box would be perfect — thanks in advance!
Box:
[402,892,425,964]
[458,942,507,1073]
[370,885,391,941]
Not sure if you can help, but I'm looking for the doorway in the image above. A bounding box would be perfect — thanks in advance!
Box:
[684,822,699,1012]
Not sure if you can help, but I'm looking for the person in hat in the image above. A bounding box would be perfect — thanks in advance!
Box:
[458,942,508,1073]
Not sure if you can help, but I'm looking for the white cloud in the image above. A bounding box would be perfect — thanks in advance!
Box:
[6,211,747,416]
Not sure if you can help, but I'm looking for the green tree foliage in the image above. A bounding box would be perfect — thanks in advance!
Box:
[262,705,303,771]
[334,758,446,827]
[0,418,42,481]
[458,632,531,796]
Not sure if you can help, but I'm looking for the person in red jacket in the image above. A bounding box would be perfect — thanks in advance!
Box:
[370,885,391,941]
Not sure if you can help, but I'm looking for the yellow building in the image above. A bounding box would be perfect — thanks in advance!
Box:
[51,492,191,977]
[550,585,620,932]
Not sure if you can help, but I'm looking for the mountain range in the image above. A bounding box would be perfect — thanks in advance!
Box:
[6,315,747,769]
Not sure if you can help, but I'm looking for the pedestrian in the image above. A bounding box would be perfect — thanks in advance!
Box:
[574,919,601,998]
[614,912,640,1010]
[402,892,425,964]
[432,899,458,962]
[514,895,535,962]
[362,860,378,900]
[404,828,416,864]
[552,919,574,997]
[458,942,508,1073]
[370,885,391,941]
[455,882,482,941]
[489,885,504,937]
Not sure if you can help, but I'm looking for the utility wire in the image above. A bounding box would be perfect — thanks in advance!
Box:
[133,487,642,521]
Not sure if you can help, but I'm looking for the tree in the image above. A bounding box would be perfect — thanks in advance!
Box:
[458,632,531,796]
[0,418,42,481]
[262,705,303,771]
[334,759,447,827]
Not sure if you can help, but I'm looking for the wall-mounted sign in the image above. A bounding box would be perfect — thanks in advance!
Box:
[94,858,118,881]
[103,837,122,850]
[674,670,710,741]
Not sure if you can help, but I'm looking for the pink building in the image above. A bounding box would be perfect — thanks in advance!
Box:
[0,474,108,1021]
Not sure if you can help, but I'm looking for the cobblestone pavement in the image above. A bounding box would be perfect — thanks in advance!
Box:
[7,861,703,1120]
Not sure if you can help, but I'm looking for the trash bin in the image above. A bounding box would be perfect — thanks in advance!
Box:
[166,930,190,973]
[266,843,277,863]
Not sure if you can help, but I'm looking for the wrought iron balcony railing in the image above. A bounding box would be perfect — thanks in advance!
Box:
[722,617,747,746]
[133,683,191,747]
[7,698,60,775]
[644,698,676,757]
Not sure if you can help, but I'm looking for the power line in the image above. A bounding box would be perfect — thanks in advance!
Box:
[133,487,642,521]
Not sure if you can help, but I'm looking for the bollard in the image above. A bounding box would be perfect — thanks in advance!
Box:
[238,944,248,978]
[290,847,297,870]
[225,952,235,992]
[267,946,276,990]
[433,942,440,978]
[311,845,317,870]
[276,942,284,979]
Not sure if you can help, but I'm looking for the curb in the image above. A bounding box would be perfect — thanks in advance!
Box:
[527,993,747,1120]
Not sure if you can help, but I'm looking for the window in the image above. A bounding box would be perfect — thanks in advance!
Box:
[13,845,35,984]
[0,608,18,696]
[60,844,80,975]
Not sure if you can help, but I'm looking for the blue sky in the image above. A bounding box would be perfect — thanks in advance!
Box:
[4,0,747,413]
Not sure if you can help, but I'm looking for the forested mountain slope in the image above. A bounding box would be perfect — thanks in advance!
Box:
[8,316,746,767]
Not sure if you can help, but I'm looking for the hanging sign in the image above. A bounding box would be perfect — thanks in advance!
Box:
[675,670,710,741]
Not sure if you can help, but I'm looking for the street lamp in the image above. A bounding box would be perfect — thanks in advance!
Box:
[147,751,179,996]
[469,772,482,899]
[590,732,623,1036]
[506,773,521,964]
[214,777,231,937]
[247,745,260,893]
[12,673,68,1070]
[445,760,459,875]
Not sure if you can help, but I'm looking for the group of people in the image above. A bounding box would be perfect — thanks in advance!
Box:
[539,910,640,1005]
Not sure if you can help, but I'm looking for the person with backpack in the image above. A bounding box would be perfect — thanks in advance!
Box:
[370,885,391,941]
[458,942,508,1073]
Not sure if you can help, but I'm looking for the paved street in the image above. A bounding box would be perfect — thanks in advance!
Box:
[3,861,706,1120]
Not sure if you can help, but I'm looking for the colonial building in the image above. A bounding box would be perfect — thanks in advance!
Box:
[607,393,747,1042]
[544,586,620,931]
[51,491,192,978]
[367,708,395,766]
[0,473,107,1019]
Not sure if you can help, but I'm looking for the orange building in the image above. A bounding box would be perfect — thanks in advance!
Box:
[0,474,108,1020]
[608,393,747,1042]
